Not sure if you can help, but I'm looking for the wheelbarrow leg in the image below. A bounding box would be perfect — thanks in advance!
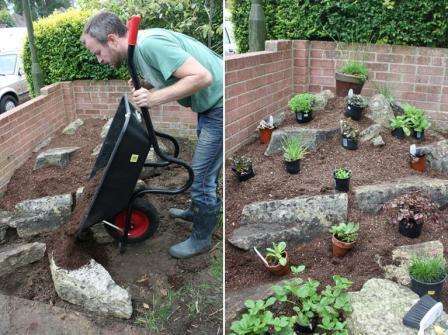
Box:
[120,204,133,254]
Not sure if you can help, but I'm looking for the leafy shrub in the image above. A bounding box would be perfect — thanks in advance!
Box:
[231,155,252,174]
[409,256,447,283]
[389,115,412,136]
[0,9,14,27]
[403,104,430,132]
[334,168,351,180]
[288,92,315,114]
[340,119,359,140]
[230,0,448,53]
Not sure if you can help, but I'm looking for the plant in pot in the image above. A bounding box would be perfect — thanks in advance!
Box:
[403,104,430,140]
[340,119,360,150]
[264,241,290,276]
[257,116,275,144]
[288,93,315,124]
[344,91,367,121]
[333,168,351,192]
[335,60,368,97]
[390,115,411,139]
[282,135,308,174]
[330,222,359,257]
[231,155,255,182]
[382,192,438,238]
[409,256,447,301]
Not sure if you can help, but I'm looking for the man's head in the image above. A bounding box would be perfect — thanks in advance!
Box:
[81,11,128,68]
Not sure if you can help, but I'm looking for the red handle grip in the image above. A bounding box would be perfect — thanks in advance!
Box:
[127,15,141,46]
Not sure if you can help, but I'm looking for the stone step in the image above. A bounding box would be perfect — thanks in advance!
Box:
[228,193,347,250]
[354,176,448,213]
[34,147,80,170]
[0,242,46,276]
[62,118,84,135]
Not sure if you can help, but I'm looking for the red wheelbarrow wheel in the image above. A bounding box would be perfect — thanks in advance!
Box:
[105,198,159,243]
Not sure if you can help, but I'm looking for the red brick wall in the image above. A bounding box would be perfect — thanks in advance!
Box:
[226,40,448,154]
[225,40,293,154]
[0,80,197,194]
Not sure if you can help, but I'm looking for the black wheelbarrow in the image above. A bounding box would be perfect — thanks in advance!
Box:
[75,16,194,253]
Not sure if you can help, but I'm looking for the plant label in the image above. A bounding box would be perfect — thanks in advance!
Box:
[343,138,348,146]
[304,114,308,118]
[298,114,302,120]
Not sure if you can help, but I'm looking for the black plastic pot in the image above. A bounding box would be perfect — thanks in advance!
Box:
[334,175,350,192]
[398,218,422,238]
[295,112,313,124]
[413,130,425,141]
[341,136,358,150]
[392,128,405,139]
[410,275,446,301]
[294,319,317,334]
[231,165,255,182]
[284,159,301,174]
[345,104,364,121]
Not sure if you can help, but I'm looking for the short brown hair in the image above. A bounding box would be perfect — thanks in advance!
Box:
[81,11,127,45]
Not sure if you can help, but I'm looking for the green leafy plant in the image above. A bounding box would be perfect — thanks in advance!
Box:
[334,168,351,180]
[390,115,412,136]
[339,60,368,82]
[330,222,359,243]
[282,136,308,162]
[266,241,288,266]
[288,93,315,114]
[231,156,252,174]
[230,297,276,335]
[409,256,447,283]
[403,104,430,132]
[346,94,367,108]
[339,120,360,140]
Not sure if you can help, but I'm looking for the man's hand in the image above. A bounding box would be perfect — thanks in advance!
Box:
[128,79,153,91]
[132,87,159,108]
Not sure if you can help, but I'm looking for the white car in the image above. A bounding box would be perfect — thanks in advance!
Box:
[0,52,29,114]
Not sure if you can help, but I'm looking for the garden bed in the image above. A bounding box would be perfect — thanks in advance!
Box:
[0,118,223,334]
[225,97,448,310]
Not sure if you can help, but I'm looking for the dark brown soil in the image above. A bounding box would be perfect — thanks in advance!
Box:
[225,97,448,309]
[0,118,223,335]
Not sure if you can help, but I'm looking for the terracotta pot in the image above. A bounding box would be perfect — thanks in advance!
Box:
[332,235,355,257]
[265,252,290,276]
[335,72,365,97]
[410,154,426,173]
[259,127,273,144]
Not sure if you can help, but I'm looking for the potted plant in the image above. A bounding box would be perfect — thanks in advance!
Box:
[288,93,315,124]
[344,92,367,121]
[282,135,308,174]
[390,115,411,139]
[403,104,430,140]
[335,60,368,97]
[264,241,290,276]
[409,256,447,301]
[231,156,255,182]
[330,222,359,257]
[333,168,351,192]
[409,144,426,173]
[340,119,360,150]
[257,116,275,144]
[383,193,438,238]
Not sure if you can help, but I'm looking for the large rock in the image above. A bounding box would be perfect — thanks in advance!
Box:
[372,135,385,146]
[62,119,84,135]
[0,242,46,276]
[33,137,52,153]
[312,90,335,111]
[360,124,383,143]
[354,176,448,213]
[265,127,338,156]
[0,211,11,243]
[101,118,113,138]
[49,257,132,319]
[34,147,80,170]
[228,193,348,250]
[12,194,72,237]
[383,240,444,285]
[347,278,447,335]
[421,140,448,174]
[367,94,395,129]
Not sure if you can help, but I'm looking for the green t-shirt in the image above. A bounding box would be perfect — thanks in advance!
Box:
[133,28,223,113]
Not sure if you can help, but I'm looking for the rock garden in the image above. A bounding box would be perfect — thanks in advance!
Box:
[0,116,223,334]
[226,62,448,334]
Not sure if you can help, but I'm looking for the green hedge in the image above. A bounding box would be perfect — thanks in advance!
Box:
[231,0,448,53]
[22,9,127,95]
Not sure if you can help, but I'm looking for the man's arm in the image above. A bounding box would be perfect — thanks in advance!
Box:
[132,56,212,108]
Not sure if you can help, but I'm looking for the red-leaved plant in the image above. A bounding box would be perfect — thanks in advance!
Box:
[382,192,439,228]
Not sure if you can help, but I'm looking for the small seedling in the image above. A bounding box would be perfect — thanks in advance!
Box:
[265,241,287,266]
[334,168,351,179]
[330,222,359,243]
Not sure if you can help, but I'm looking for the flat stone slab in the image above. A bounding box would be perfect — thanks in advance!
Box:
[50,257,132,319]
[62,118,83,135]
[347,278,448,335]
[0,293,147,334]
[354,176,448,213]
[228,193,348,250]
[421,140,448,174]
[12,194,72,237]
[0,242,46,276]
[383,241,444,285]
[34,147,80,170]
[265,126,339,156]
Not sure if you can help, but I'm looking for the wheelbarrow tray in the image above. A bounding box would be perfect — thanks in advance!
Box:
[77,95,150,234]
